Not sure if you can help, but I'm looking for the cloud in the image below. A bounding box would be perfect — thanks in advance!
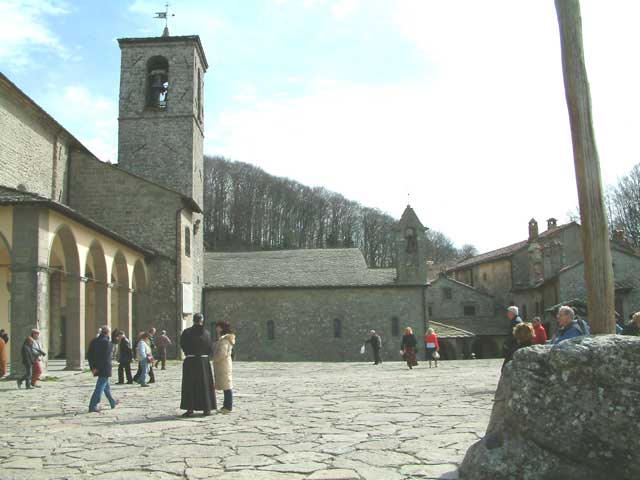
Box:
[46,85,118,162]
[330,0,360,20]
[0,0,69,68]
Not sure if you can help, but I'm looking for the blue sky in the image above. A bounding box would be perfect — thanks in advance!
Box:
[2,0,640,252]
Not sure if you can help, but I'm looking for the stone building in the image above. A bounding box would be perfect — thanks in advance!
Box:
[446,218,640,337]
[204,206,475,361]
[0,32,207,374]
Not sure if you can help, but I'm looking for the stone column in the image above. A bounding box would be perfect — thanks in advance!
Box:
[95,281,108,329]
[65,277,86,370]
[9,207,49,377]
[105,283,113,328]
[121,288,133,339]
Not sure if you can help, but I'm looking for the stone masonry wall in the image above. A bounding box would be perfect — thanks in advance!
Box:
[204,286,428,362]
[0,84,70,201]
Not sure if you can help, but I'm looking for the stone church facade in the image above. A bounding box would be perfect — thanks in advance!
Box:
[0,33,206,374]
[203,207,476,361]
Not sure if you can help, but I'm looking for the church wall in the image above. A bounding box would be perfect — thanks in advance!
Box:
[611,250,640,320]
[204,286,428,362]
[67,150,185,351]
[0,83,70,201]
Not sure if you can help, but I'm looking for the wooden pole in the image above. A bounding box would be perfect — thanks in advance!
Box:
[555,0,616,333]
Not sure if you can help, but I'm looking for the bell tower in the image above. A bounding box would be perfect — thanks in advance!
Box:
[116,34,208,208]
[395,205,429,284]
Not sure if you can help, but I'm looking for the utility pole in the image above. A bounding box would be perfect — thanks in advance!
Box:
[555,0,616,333]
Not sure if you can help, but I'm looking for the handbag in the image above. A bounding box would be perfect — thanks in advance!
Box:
[146,354,154,364]
[432,351,440,360]
[360,345,366,355]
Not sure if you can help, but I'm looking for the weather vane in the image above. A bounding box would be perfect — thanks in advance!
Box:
[154,3,175,37]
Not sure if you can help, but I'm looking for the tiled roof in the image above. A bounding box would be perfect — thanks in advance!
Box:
[204,249,401,288]
[430,321,475,339]
[0,185,155,257]
[450,223,578,270]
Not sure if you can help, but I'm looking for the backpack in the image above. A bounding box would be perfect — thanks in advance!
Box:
[575,318,591,335]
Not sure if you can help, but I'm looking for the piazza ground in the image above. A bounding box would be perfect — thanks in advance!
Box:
[0,359,501,480]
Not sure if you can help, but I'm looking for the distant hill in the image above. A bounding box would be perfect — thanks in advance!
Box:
[203,156,474,268]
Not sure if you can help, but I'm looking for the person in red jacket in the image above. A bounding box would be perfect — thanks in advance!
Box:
[424,328,440,368]
[532,316,548,345]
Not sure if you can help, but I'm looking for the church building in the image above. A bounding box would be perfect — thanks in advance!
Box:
[0,32,206,374]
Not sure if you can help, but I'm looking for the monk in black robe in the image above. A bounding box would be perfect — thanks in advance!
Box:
[180,313,216,416]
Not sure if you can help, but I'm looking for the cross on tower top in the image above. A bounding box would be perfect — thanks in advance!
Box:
[154,2,175,37]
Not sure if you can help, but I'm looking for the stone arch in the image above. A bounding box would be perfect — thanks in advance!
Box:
[439,339,458,360]
[132,259,149,337]
[0,232,12,364]
[48,225,84,369]
[84,240,108,349]
[110,251,131,336]
[472,336,501,359]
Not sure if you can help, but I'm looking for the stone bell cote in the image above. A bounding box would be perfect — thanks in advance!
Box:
[394,205,429,285]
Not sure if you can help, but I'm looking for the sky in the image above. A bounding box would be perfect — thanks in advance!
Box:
[1,0,639,253]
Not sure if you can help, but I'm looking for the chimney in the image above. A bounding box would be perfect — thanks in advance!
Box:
[547,218,558,230]
[528,218,539,242]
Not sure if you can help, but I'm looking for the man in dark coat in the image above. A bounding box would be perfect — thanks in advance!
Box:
[365,330,383,365]
[116,331,133,384]
[180,313,216,417]
[87,326,119,413]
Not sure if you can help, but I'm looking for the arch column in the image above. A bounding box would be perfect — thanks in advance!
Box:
[120,287,132,338]
[65,276,86,370]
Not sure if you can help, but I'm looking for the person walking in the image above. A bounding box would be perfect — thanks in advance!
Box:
[116,331,133,384]
[400,327,418,369]
[17,336,35,389]
[214,321,236,414]
[29,329,46,388]
[154,330,172,370]
[424,327,440,368]
[531,317,548,345]
[0,329,8,378]
[180,313,216,417]
[87,326,119,413]
[364,330,383,365]
[147,328,156,384]
[136,332,152,387]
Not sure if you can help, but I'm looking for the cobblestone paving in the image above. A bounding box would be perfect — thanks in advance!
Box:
[0,359,501,479]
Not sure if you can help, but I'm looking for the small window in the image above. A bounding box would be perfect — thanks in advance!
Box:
[185,227,191,257]
[428,305,433,317]
[333,318,342,338]
[464,305,476,317]
[442,287,452,300]
[391,316,400,337]
[483,272,488,281]
[267,320,275,340]
[522,304,528,320]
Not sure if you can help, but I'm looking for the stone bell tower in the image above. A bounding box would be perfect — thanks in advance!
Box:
[395,205,429,284]
[116,33,208,208]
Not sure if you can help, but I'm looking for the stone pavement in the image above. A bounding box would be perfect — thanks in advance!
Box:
[0,359,501,479]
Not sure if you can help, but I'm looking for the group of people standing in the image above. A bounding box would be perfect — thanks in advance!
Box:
[87,313,236,417]
[365,326,441,369]
[15,329,46,389]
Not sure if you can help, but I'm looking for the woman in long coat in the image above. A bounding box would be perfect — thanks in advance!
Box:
[400,327,418,369]
[213,321,235,413]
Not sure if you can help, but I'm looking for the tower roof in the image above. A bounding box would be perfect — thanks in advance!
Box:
[117,35,209,70]
[397,205,426,231]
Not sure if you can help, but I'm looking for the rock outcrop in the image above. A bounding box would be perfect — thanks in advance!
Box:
[460,335,640,480]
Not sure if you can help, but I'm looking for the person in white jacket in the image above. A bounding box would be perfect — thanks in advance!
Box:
[137,332,152,387]
[213,322,236,413]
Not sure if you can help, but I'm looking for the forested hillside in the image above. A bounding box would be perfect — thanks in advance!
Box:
[203,156,475,267]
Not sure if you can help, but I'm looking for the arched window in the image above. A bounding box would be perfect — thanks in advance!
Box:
[147,56,169,109]
[185,227,191,257]
[391,316,400,337]
[267,320,275,340]
[333,318,342,338]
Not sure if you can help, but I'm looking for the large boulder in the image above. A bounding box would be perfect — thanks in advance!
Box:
[460,335,640,480]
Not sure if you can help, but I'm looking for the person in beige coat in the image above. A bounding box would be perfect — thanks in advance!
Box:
[214,321,235,413]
